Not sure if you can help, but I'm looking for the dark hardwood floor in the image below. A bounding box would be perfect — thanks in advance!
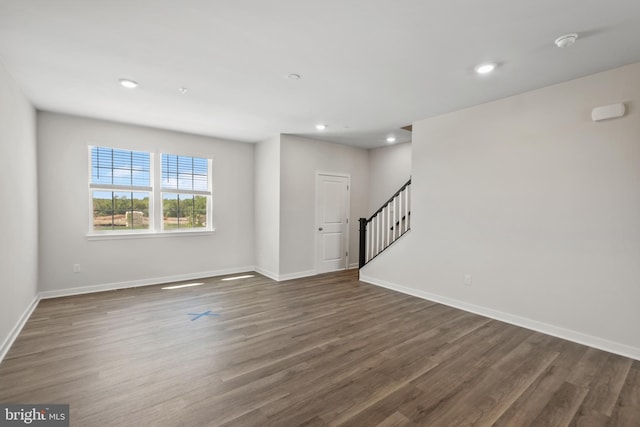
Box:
[0,270,638,426]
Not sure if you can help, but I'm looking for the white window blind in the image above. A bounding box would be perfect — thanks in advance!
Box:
[90,146,152,232]
[88,146,213,235]
[161,154,212,230]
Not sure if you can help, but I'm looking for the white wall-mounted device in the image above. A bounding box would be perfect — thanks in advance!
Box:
[591,103,626,122]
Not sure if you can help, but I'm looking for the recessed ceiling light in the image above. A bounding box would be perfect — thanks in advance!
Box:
[315,124,327,131]
[386,136,396,143]
[119,78,139,89]
[555,33,578,48]
[179,87,188,94]
[287,73,302,80]
[474,63,496,75]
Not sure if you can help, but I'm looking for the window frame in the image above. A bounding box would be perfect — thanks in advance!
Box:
[87,145,214,238]
[158,154,213,233]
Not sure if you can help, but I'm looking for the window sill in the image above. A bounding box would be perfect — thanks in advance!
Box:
[87,229,216,241]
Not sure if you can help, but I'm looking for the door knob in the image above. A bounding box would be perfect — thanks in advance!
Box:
[318,227,323,231]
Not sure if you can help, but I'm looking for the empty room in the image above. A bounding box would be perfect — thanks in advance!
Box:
[1,1,639,426]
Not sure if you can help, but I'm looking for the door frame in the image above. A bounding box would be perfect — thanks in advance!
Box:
[314,171,351,275]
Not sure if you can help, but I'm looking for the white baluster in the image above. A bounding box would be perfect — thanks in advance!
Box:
[397,194,402,239]
[365,220,369,262]
[371,218,375,259]
[380,209,385,250]
[385,206,389,247]
[401,188,405,234]
[391,197,396,242]
[380,209,384,249]
[405,185,410,231]
[375,215,380,256]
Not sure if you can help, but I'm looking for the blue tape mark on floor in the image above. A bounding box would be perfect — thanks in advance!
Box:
[187,310,220,321]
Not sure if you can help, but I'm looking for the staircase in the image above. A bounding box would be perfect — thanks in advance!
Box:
[359,179,411,267]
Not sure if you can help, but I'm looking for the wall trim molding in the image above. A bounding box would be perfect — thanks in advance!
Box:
[254,266,279,281]
[278,269,317,281]
[254,267,317,282]
[0,293,40,364]
[360,274,640,362]
[39,266,256,299]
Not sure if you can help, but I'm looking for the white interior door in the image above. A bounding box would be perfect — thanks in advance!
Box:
[316,173,349,274]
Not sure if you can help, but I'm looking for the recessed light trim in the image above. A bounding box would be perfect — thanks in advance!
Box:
[474,63,496,75]
[119,78,139,89]
[555,33,578,48]
[386,136,396,143]
[315,124,327,131]
[179,87,188,94]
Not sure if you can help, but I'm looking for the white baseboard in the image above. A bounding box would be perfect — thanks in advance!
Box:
[254,266,280,281]
[348,262,359,270]
[360,274,640,362]
[39,266,256,299]
[278,270,317,281]
[254,267,317,282]
[0,293,40,364]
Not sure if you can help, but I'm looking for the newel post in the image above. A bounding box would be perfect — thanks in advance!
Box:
[358,218,367,268]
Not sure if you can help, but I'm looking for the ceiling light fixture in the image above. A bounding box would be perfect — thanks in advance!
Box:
[315,124,327,131]
[287,73,301,80]
[119,78,139,89]
[179,87,188,94]
[386,136,396,143]
[555,33,578,48]
[474,63,496,75]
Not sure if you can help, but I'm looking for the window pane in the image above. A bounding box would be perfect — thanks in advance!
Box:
[161,153,208,191]
[91,146,150,187]
[89,147,212,234]
[92,191,150,231]
[162,194,207,229]
[162,154,178,190]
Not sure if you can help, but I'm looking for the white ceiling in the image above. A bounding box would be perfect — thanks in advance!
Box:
[1,0,639,148]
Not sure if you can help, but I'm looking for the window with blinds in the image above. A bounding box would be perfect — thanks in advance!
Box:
[88,146,213,235]
[90,146,151,232]
[161,154,211,230]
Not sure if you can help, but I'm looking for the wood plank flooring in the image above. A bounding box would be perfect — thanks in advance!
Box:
[0,270,638,426]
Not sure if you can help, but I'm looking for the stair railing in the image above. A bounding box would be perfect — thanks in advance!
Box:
[359,178,411,267]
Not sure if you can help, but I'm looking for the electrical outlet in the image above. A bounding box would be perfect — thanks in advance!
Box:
[464,274,472,286]
[73,264,81,273]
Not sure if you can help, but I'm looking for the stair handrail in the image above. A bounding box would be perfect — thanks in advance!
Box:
[359,178,411,268]
[367,178,411,222]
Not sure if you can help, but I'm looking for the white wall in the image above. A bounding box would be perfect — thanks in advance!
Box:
[362,62,640,359]
[368,141,412,212]
[254,136,281,279]
[37,112,255,294]
[0,62,38,357]
[279,134,369,275]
